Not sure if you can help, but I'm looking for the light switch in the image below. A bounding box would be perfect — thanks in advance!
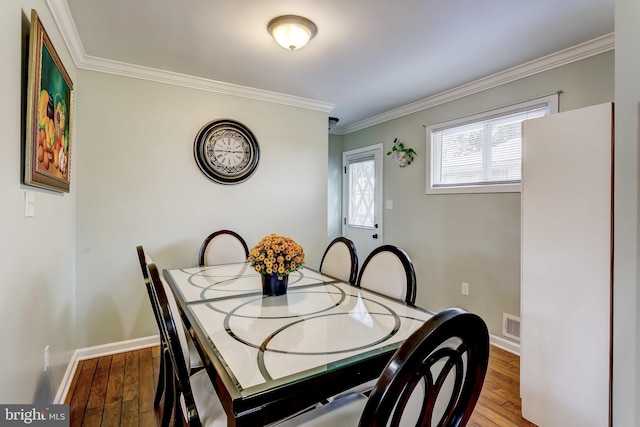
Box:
[385,200,393,209]
[24,191,35,217]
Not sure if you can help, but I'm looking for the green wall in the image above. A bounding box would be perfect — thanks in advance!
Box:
[331,51,614,343]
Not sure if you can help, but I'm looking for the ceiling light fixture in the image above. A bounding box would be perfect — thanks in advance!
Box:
[268,15,317,51]
[328,117,340,130]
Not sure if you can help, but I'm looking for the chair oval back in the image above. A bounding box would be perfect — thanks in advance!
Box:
[359,308,489,427]
[198,229,249,266]
[319,237,358,285]
[356,245,416,305]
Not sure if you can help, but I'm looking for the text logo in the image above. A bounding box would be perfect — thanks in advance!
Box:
[0,405,68,426]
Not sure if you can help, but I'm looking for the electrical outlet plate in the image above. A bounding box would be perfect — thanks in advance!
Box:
[44,345,50,372]
[24,191,35,217]
[462,282,469,296]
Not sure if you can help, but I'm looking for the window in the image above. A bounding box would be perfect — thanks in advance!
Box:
[426,94,558,194]
[347,157,376,227]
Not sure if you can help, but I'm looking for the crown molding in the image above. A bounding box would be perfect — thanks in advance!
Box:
[47,0,611,128]
[336,32,614,135]
[78,55,336,112]
[45,0,335,113]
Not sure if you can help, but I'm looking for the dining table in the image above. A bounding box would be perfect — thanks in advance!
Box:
[163,262,433,427]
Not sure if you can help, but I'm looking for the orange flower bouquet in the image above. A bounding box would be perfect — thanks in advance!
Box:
[247,234,305,280]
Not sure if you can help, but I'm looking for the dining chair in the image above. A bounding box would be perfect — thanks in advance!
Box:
[356,244,417,305]
[136,246,204,426]
[136,246,174,425]
[198,229,250,266]
[276,307,490,427]
[148,262,227,427]
[323,244,417,402]
[319,237,359,285]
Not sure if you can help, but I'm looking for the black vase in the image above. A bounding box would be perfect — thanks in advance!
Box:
[261,273,288,296]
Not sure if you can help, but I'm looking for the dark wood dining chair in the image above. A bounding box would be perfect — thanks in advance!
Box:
[136,246,204,426]
[136,246,174,426]
[147,262,227,427]
[319,237,359,285]
[276,307,490,427]
[198,229,250,266]
[356,244,417,305]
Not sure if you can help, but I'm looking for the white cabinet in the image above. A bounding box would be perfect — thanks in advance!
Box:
[520,102,612,427]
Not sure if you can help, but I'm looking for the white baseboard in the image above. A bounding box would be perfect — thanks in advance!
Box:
[490,334,520,356]
[54,335,160,404]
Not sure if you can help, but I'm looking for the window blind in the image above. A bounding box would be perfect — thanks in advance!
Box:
[433,105,549,187]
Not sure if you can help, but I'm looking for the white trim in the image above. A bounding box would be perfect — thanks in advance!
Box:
[54,335,160,404]
[490,334,520,356]
[338,33,614,135]
[46,0,611,126]
[45,0,86,69]
[54,357,79,404]
[45,0,335,114]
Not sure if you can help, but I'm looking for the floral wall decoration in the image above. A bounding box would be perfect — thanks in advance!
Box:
[386,137,416,167]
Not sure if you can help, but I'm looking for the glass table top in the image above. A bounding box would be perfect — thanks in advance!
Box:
[164,263,432,398]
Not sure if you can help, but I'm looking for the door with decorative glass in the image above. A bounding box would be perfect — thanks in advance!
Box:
[342,144,383,262]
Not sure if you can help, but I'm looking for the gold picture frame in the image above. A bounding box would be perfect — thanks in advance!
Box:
[24,9,74,192]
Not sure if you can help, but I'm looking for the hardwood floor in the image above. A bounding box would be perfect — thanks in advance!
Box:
[469,346,537,427]
[65,346,161,427]
[66,345,536,426]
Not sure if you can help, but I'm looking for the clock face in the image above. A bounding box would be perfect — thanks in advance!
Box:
[194,120,259,184]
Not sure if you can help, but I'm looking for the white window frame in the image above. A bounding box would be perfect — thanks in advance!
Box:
[425,94,558,194]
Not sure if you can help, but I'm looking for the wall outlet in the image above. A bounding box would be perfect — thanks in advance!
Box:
[44,345,50,372]
[461,282,469,296]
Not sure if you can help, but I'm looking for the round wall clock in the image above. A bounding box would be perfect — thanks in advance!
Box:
[193,119,260,185]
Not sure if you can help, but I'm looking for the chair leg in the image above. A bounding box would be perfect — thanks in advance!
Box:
[154,344,167,407]
[173,377,184,427]
[159,355,175,427]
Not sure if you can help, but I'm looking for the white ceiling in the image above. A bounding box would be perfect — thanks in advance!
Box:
[56,0,614,133]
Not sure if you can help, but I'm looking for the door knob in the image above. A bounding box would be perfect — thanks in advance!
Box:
[372,234,378,239]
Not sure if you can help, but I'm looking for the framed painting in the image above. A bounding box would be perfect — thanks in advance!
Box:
[24,9,74,192]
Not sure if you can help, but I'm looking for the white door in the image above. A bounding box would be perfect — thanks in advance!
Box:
[342,144,383,263]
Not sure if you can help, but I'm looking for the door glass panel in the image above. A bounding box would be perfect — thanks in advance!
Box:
[348,157,375,228]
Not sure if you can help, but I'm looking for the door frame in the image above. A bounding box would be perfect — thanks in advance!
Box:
[342,144,384,254]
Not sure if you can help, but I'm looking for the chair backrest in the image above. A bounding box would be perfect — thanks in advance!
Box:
[148,262,203,425]
[319,237,359,285]
[136,246,166,340]
[198,229,250,266]
[359,307,489,427]
[356,244,417,305]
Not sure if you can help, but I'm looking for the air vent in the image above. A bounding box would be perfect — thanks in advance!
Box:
[503,313,521,341]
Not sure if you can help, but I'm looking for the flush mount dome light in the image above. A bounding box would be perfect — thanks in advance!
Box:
[268,15,317,51]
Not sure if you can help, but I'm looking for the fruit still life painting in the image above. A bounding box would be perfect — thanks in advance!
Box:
[37,58,70,180]
[25,9,74,192]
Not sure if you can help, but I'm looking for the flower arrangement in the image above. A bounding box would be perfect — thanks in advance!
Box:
[247,234,305,279]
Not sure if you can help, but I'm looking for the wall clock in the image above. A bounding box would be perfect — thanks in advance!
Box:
[193,119,260,185]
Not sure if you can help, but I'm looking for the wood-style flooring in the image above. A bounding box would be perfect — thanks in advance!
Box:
[66,345,537,426]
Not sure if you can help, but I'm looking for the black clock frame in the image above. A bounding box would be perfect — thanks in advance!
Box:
[193,119,260,185]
